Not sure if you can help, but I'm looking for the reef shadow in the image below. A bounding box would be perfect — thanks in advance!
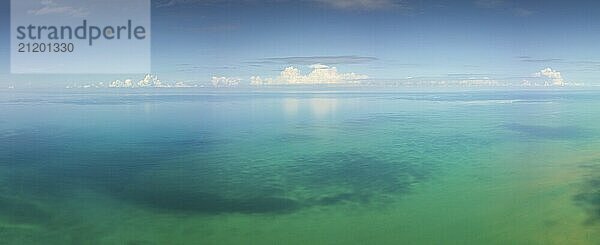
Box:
[573,159,600,225]
[503,123,590,140]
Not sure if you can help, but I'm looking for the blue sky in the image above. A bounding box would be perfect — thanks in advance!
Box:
[1,0,600,87]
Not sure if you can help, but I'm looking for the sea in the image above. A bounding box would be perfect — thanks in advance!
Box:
[0,89,599,244]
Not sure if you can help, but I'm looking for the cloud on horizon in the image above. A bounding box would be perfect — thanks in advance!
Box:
[250,64,368,85]
[212,76,241,87]
[66,74,197,89]
[535,67,565,86]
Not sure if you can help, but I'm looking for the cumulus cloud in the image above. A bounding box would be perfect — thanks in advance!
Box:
[66,74,197,89]
[251,64,368,86]
[108,74,167,88]
[211,76,241,88]
[535,68,565,86]
[28,0,89,17]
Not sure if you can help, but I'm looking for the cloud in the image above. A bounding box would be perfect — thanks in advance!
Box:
[66,74,197,88]
[155,0,404,11]
[364,71,583,87]
[513,7,533,17]
[109,74,168,88]
[474,0,533,17]
[252,55,378,66]
[28,0,89,17]
[211,76,241,88]
[384,77,502,87]
[313,0,404,10]
[194,24,239,32]
[535,68,565,86]
[175,64,238,73]
[474,0,505,9]
[154,0,201,8]
[518,56,562,63]
[251,64,368,85]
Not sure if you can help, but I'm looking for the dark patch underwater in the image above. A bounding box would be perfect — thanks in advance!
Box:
[574,159,600,225]
[503,123,590,140]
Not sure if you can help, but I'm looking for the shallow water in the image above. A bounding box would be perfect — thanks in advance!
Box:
[0,90,599,244]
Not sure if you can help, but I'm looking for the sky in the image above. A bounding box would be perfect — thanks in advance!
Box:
[1,0,600,88]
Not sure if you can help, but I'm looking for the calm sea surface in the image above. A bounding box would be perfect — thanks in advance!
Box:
[0,90,599,244]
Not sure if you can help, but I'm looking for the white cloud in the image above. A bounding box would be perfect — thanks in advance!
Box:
[535,68,565,86]
[28,0,89,17]
[66,74,198,89]
[389,77,502,87]
[211,76,241,88]
[109,74,168,88]
[251,64,368,86]
[309,64,330,69]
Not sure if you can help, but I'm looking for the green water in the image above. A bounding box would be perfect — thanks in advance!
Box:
[0,90,599,244]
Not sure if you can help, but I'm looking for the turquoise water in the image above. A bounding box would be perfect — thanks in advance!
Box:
[0,90,599,244]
